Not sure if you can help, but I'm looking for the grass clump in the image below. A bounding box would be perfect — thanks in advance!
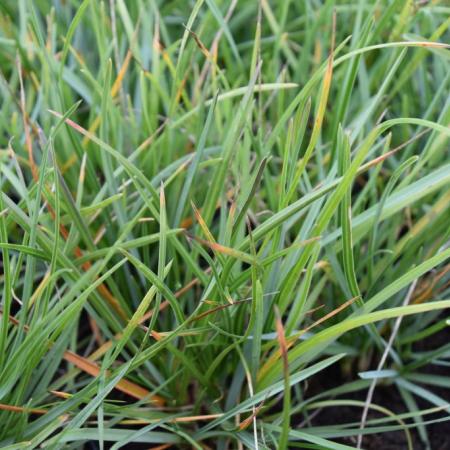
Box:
[0,1,449,448]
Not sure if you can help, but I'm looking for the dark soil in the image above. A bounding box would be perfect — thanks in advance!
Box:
[305,323,450,450]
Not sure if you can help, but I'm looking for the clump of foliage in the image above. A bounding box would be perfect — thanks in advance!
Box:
[0,0,449,448]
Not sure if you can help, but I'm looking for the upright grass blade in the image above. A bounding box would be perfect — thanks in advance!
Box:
[173,92,218,227]
[201,62,261,226]
[0,176,11,370]
[337,127,361,300]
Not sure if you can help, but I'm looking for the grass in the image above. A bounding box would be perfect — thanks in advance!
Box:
[0,0,449,448]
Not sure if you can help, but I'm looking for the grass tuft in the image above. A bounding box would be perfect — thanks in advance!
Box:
[0,1,449,448]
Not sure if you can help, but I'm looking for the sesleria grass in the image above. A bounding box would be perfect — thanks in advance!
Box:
[0,1,449,448]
